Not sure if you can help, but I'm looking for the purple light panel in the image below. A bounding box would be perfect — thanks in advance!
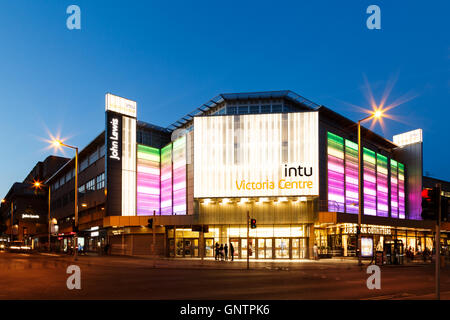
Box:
[160,144,173,215]
[376,154,389,217]
[390,159,399,218]
[363,148,377,216]
[172,136,187,215]
[345,139,359,214]
[136,145,160,215]
[327,132,345,212]
[398,163,405,219]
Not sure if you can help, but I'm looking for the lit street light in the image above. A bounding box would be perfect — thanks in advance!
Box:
[357,109,384,266]
[51,139,79,260]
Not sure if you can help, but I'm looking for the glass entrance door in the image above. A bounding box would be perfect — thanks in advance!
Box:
[292,238,307,259]
[257,238,273,259]
[241,238,255,258]
[205,238,214,257]
[275,238,290,259]
[230,239,240,259]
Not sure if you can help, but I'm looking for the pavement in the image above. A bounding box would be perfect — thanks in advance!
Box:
[1,251,448,299]
[32,251,434,271]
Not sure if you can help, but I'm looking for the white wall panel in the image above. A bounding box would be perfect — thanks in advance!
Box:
[194,112,319,197]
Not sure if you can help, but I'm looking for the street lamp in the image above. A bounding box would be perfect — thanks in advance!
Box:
[32,180,52,252]
[357,109,383,266]
[51,139,79,260]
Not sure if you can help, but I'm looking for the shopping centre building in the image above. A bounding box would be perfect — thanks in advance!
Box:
[42,91,449,259]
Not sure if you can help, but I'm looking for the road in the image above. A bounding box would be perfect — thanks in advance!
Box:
[1,252,449,300]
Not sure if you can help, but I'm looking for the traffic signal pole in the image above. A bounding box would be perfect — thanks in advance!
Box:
[436,183,442,300]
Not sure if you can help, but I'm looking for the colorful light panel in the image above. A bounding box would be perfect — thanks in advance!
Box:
[376,154,389,217]
[173,136,186,215]
[136,145,160,215]
[390,159,399,218]
[160,144,173,215]
[327,132,345,212]
[345,139,359,214]
[398,162,405,219]
[363,148,377,216]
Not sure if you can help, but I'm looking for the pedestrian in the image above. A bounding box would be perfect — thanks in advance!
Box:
[215,242,219,261]
[219,244,224,261]
[230,243,234,261]
[313,243,319,260]
[104,243,110,255]
[224,244,228,261]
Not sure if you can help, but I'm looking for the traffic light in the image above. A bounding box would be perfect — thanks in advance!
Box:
[250,218,256,229]
[147,218,153,229]
[421,187,440,221]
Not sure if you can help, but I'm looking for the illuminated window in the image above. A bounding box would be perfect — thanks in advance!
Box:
[327,132,345,212]
[345,139,359,213]
[136,145,160,216]
[376,154,389,217]
[363,148,377,216]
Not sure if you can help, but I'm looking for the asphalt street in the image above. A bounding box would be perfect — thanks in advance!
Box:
[1,252,449,300]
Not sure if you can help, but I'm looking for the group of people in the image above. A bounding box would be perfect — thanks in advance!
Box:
[215,242,235,261]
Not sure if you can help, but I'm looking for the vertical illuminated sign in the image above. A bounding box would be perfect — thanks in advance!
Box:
[398,162,405,219]
[160,144,173,215]
[327,132,345,212]
[137,145,160,215]
[172,136,187,215]
[345,139,359,214]
[390,159,399,218]
[105,93,137,216]
[376,154,388,217]
[105,111,123,216]
[363,148,377,216]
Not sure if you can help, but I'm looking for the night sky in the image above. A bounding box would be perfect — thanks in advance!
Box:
[0,0,448,198]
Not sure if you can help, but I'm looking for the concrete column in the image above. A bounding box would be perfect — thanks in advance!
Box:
[199,227,204,260]
[308,224,315,259]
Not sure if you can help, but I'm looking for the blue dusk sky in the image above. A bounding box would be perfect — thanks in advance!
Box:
[0,0,448,197]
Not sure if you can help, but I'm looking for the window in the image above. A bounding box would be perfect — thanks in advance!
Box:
[79,158,88,172]
[86,178,95,192]
[238,106,249,114]
[227,106,237,114]
[59,176,65,187]
[65,170,73,183]
[99,144,105,157]
[261,105,271,113]
[78,185,85,194]
[249,105,259,114]
[89,150,99,165]
[96,173,105,190]
[272,104,282,113]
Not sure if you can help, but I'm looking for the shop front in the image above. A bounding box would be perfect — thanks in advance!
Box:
[314,223,437,258]
[168,224,310,260]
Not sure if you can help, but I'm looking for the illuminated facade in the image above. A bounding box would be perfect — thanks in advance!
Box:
[42,91,443,260]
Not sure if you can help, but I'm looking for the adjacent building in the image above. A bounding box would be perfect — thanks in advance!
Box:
[0,156,69,247]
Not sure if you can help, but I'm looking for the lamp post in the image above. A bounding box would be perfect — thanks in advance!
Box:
[357,110,383,266]
[32,181,51,252]
[10,201,13,243]
[52,140,79,260]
